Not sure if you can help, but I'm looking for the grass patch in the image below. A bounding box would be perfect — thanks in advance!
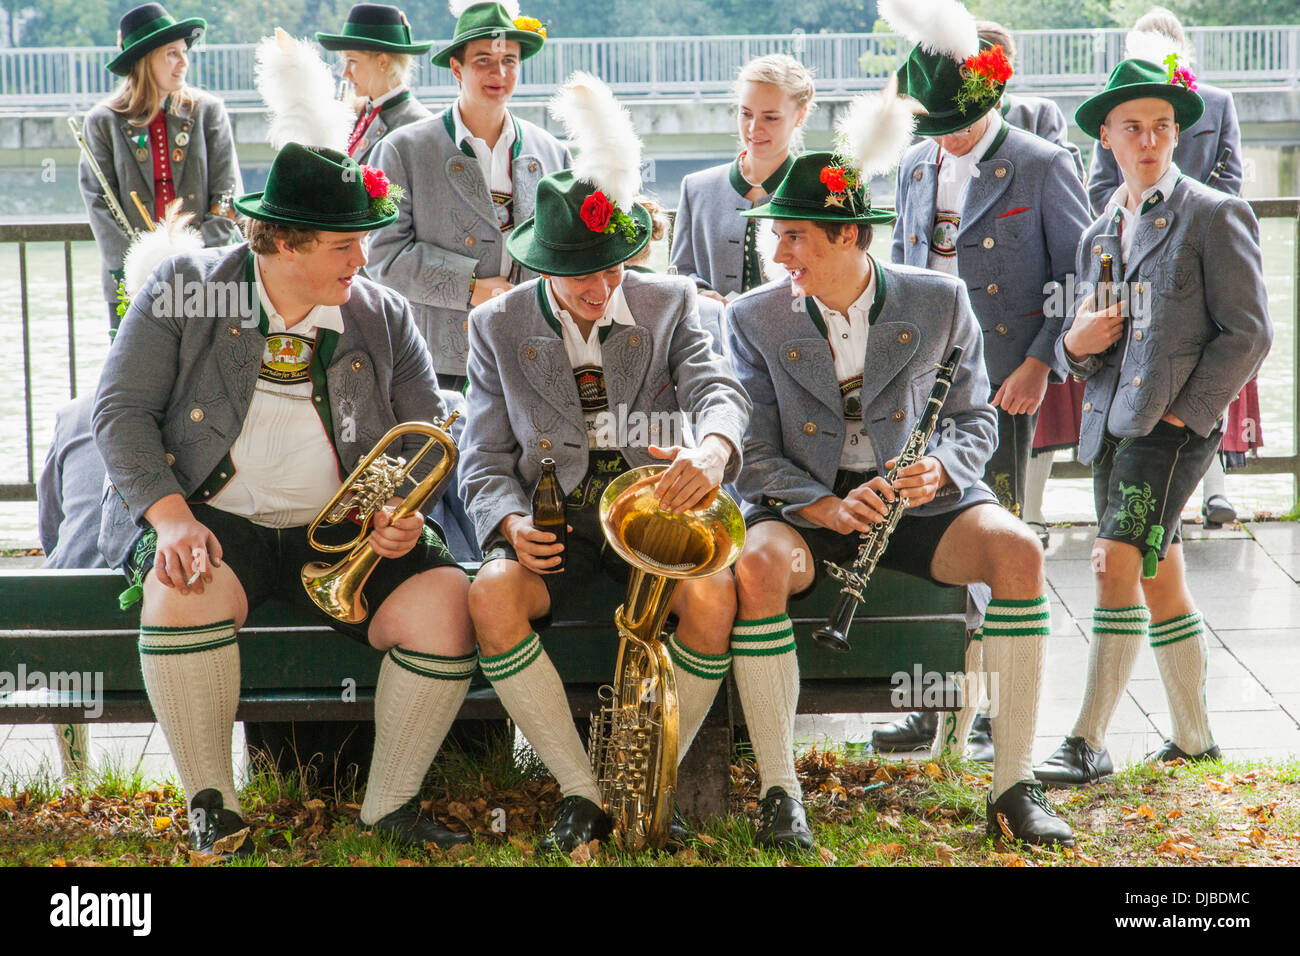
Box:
[2,734,1298,867]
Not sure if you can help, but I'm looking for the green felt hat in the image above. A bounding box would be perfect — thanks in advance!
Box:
[507,170,651,276]
[317,4,434,54]
[106,4,206,77]
[430,2,545,69]
[1075,57,1204,140]
[233,143,399,231]
[741,151,897,226]
[897,38,1009,137]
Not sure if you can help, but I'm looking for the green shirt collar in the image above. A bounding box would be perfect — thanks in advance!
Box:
[729,152,795,199]
[804,257,887,337]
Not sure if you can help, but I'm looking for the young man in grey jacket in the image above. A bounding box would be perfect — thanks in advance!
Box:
[94,143,476,857]
[1034,58,1271,786]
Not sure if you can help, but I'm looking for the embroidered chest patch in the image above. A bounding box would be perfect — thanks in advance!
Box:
[492,190,514,230]
[931,211,960,258]
[260,333,314,385]
[574,364,609,413]
[840,374,864,421]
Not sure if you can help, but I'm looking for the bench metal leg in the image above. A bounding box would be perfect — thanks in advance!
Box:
[55,723,91,786]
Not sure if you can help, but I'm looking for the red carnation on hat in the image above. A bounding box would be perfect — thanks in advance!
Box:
[964,44,1013,85]
[580,191,614,232]
[361,165,390,199]
[820,165,848,193]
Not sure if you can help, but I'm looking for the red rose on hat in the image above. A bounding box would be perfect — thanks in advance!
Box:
[820,165,848,193]
[580,191,614,232]
[361,165,390,199]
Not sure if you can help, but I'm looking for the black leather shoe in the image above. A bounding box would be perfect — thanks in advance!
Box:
[987,781,1074,846]
[666,803,695,849]
[188,788,253,859]
[1146,740,1222,763]
[871,711,937,752]
[370,795,472,850]
[755,787,814,851]
[1202,495,1236,529]
[538,795,613,854]
[965,715,995,763]
[1032,736,1114,788]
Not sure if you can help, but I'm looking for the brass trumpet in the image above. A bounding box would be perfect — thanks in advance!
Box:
[301,415,459,623]
[589,466,745,850]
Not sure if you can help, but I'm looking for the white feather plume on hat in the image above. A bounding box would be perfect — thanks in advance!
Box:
[834,75,920,183]
[1125,28,1189,68]
[255,28,352,152]
[878,0,978,61]
[123,201,203,298]
[449,0,520,18]
[548,71,642,211]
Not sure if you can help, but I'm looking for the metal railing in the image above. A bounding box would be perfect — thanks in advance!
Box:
[2,26,1297,108]
[2,198,1297,504]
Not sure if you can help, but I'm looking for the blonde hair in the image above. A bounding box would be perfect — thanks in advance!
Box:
[103,44,197,126]
[733,54,816,155]
[627,196,668,266]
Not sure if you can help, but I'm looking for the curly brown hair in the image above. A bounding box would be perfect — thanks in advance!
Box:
[243,218,319,256]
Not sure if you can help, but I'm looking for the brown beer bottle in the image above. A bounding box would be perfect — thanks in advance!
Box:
[1096,253,1121,356]
[531,458,567,571]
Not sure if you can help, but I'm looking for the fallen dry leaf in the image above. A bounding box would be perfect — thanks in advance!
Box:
[922,763,943,781]
[880,842,905,860]
[675,849,700,865]
[188,850,222,867]
[933,842,956,866]
[996,812,1015,841]
[508,836,535,855]
[992,852,1027,867]
[818,846,837,865]
[50,858,66,867]
[570,839,600,865]
[0,795,17,813]
[212,828,249,855]
[1136,804,1156,819]
[696,833,719,847]
[152,815,172,832]
[1247,827,1268,848]
[1166,809,1184,820]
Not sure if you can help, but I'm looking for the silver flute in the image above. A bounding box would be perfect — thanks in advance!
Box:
[67,115,138,241]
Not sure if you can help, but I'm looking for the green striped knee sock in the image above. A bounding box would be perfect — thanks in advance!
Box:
[360,647,476,825]
[138,620,241,813]
[730,615,800,798]
[982,597,1050,800]
[667,633,730,764]
[1150,611,1215,755]
[479,633,601,804]
[1071,605,1150,750]
[934,630,984,759]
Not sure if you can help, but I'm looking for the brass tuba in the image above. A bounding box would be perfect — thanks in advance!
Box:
[590,465,745,850]
[301,415,459,623]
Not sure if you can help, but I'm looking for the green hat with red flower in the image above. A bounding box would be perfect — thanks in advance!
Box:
[742,76,916,225]
[1074,55,1204,140]
[431,0,546,69]
[507,72,650,275]
[880,0,1012,136]
[233,142,401,231]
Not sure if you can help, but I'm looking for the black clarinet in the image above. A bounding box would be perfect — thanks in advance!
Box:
[1207,147,1233,185]
[812,346,965,652]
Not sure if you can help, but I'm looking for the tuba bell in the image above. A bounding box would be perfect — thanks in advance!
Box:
[590,465,745,850]
[301,415,459,623]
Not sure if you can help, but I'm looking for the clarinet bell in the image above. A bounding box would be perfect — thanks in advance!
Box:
[811,625,851,653]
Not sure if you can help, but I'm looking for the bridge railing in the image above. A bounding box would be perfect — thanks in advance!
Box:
[2,26,1297,109]
[1,199,1297,505]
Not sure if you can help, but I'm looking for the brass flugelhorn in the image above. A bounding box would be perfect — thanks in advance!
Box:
[301,415,460,623]
[590,466,746,850]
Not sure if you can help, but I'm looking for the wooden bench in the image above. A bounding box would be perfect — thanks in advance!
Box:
[0,567,970,815]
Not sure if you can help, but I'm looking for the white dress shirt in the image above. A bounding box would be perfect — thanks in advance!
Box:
[928,112,1004,276]
[545,279,636,449]
[453,100,517,275]
[813,266,877,471]
[208,257,346,528]
[1104,161,1181,265]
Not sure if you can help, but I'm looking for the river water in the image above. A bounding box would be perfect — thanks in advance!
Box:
[0,167,1294,548]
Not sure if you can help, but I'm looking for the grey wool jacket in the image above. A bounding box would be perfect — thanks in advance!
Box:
[726,265,998,525]
[458,270,751,550]
[670,159,782,297]
[77,92,244,303]
[1086,82,1243,215]
[351,92,435,165]
[1000,93,1085,180]
[93,242,450,566]
[1056,175,1272,464]
[893,122,1090,384]
[367,109,571,376]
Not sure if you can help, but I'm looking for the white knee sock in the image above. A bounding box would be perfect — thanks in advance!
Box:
[666,633,729,763]
[982,598,1050,800]
[730,615,800,798]
[138,620,241,813]
[360,647,475,824]
[1150,611,1215,755]
[1071,606,1150,750]
[479,633,602,804]
[1202,456,1226,503]
[1024,452,1054,526]
[933,632,984,758]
